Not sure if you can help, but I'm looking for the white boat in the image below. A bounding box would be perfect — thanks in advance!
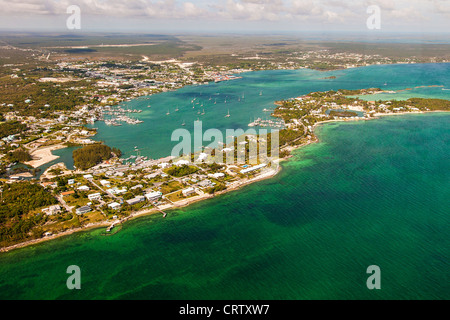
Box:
[225,110,230,118]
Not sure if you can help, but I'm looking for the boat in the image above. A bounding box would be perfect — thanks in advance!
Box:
[182,120,186,126]
[201,109,205,115]
[166,109,170,115]
[175,107,179,112]
[260,91,263,96]
[225,110,230,118]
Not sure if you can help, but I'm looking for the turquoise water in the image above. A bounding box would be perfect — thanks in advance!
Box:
[0,64,449,300]
[34,146,80,179]
[86,63,450,160]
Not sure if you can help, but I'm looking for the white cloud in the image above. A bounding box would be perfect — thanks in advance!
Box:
[0,0,447,31]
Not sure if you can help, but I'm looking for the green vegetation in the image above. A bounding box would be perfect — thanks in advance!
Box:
[407,98,450,111]
[0,182,58,246]
[207,183,227,194]
[73,144,114,170]
[0,121,27,139]
[166,165,199,177]
[7,148,32,163]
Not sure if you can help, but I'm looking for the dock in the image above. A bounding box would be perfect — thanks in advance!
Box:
[154,206,168,218]
[106,220,121,232]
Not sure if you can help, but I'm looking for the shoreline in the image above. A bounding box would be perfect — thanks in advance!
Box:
[0,162,283,253]
[25,144,66,168]
[1,110,448,253]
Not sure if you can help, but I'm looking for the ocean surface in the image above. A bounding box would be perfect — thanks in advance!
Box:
[83,63,450,160]
[0,63,449,300]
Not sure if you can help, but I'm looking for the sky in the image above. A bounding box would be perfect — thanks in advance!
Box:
[0,0,449,34]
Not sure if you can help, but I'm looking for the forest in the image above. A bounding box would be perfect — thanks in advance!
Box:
[72,144,117,170]
[0,182,58,246]
[0,121,27,139]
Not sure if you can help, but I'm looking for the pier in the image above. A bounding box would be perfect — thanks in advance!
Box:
[106,220,121,232]
[154,206,168,218]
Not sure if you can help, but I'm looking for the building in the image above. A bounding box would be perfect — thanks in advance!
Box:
[41,181,58,189]
[175,159,190,166]
[107,187,127,195]
[126,196,145,206]
[208,172,225,179]
[88,193,102,201]
[198,179,213,188]
[77,185,90,192]
[100,180,111,187]
[145,191,163,202]
[42,205,61,216]
[240,163,267,174]
[83,174,93,179]
[76,205,91,215]
[108,202,121,210]
[182,187,196,197]
[61,190,75,197]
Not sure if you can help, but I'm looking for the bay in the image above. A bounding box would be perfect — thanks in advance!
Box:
[0,63,449,300]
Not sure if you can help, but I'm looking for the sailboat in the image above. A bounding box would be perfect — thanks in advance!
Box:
[259,91,263,96]
[201,109,205,115]
[225,110,230,118]
[182,120,186,126]
[166,109,170,115]
[175,107,179,112]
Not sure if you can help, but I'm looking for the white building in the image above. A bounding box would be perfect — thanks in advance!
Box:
[145,191,163,202]
[108,202,121,210]
[42,205,61,216]
[208,172,225,179]
[175,159,190,166]
[182,187,196,197]
[88,193,102,201]
[126,196,145,206]
[100,180,110,187]
[240,163,267,174]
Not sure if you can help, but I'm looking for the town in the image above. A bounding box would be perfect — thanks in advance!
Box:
[1,35,449,250]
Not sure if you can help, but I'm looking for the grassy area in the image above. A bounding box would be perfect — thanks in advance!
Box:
[160,180,184,194]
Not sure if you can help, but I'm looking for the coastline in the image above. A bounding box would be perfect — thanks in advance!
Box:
[1,110,448,253]
[25,144,66,168]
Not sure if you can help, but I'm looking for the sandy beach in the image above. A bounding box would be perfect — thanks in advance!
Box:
[25,144,66,168]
